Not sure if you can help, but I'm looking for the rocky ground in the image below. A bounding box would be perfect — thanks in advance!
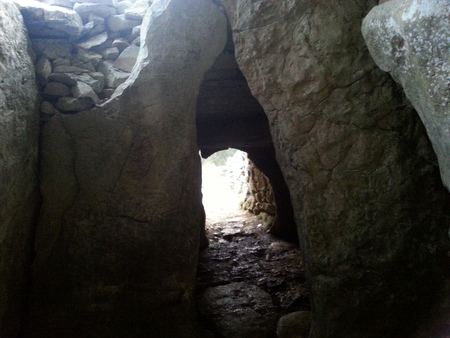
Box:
[195,210,310,338]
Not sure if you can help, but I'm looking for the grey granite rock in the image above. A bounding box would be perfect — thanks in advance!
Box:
[15,0,83,38]
[55,96,95,111]
[107,14,141,31]
[362,0,450,192]
[113,44,139,72]
[28,1,227,336]
[0,1,39,334]
[43,81,71,99]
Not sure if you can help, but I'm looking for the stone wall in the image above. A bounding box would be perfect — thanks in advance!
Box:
[14,0,148,119]
[243,160,277,224]
[220,0,450,337]
[0,1,39,336]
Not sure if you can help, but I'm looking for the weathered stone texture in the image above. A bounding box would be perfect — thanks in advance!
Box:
[362,1,450,191]
[0,0,39,336]
[14,0,84,38]
[221,0,450,337]
[27,0,227,336]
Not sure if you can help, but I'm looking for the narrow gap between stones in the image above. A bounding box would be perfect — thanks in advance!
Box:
[195,149,310,338]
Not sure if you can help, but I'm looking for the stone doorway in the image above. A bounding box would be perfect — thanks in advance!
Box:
[196,32,298,243]
[195,32,306,337]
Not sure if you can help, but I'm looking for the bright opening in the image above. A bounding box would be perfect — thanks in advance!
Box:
[201,148,248,221]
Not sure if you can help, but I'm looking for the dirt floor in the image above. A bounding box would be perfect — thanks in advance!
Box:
[195,209,309,338]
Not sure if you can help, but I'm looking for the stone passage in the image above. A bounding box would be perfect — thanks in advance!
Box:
[1,0,449,336]
[196,28,298,243]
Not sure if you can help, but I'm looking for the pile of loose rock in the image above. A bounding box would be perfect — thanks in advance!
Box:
[13,0,151,118]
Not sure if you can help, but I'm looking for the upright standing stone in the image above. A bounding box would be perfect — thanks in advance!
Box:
[0,1,39,336]
[362,0,450,192]
[221,1,450,337]
[27,0,227,336]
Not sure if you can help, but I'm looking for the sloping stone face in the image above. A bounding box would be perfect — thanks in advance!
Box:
[0,1,39,336]
[26,0,227,336]
[362,1,450,191]
[221,1,450,337]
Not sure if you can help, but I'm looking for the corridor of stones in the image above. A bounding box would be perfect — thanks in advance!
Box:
[195,36,309,337]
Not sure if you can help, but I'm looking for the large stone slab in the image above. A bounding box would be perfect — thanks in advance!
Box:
[26,0,227,336]
[0,1,39,336]
[221,1,450,337]
[14,0,83,38]
[362,0,450,192]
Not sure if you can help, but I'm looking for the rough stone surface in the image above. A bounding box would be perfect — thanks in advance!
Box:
[362,1,450,191]
[107,14,141,31]
[276,311,311,338]
[26,0,227,336]
[101,46,120,60]
[31,38,71,60]
[243,160,276,216]
[98,60,130,88]
[35,57,52,87]
[48,72,103,93]
[15,0,83,38]
[124,0,150,21]
[197,283,277,338]
[73,2,117,19]
[71,81,100,103]
[0,1,39,336]
[113,44,139,72]
[43,81,71,99]
[41,101,60,115]
[77,31,108,50]
[221,1,450,337]
[41,0,72,8]
[55,96,95,111]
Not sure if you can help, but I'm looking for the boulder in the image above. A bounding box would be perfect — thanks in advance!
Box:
[55,96,96,112]
[362,0,450,191]
[71,59,96,72]
[116,0,133,14]
[221,1,450,337]
[107,14,141,31]
[0,0,39,335]
[41,101,61,115]
[77,31,108,50]
[101,46,120,60]
[53,65,89,73]
[73,0,117,6]
[43,81,71,99]
[75,48,103,67]
[27,1,227,336]
[49,72,104,93]
[40,0,72,8]
[276,311,312,338]
[52,57,71,67]
[71,81,101,104]
[31,38,72,60]
[87,13,105,25]
[15,0,83,38]
[124,0,150,21]
[112,37,130,52]
[35,57,52,87]
[73,2,117,20]
[113,44,139,72]
[98,60,130,88]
